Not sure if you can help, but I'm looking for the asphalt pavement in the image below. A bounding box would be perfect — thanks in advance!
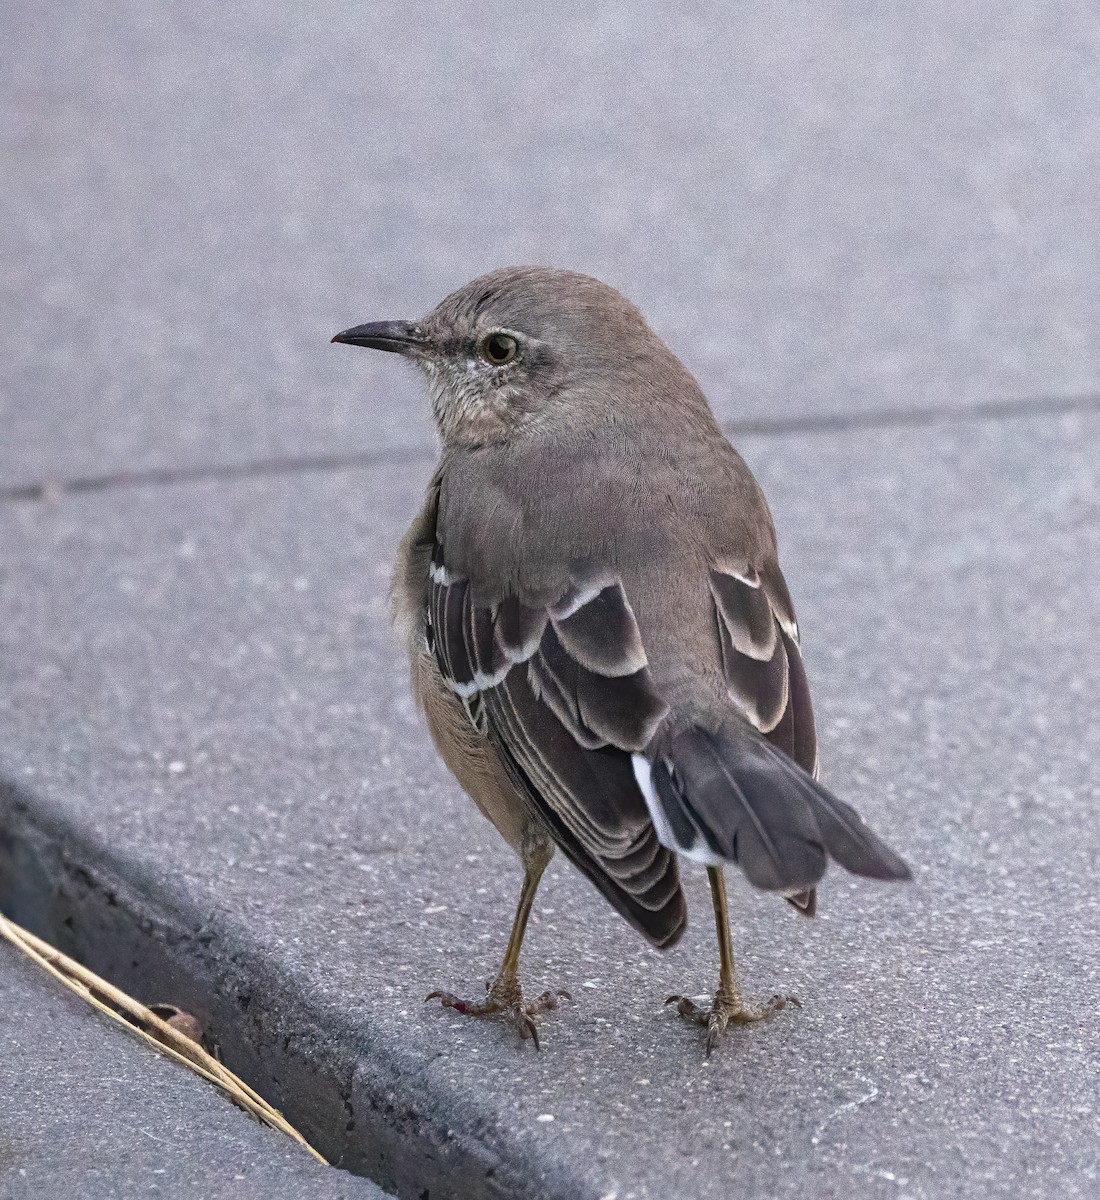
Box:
[3,2,1099,1198]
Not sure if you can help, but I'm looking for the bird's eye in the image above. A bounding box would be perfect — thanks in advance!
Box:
[480,332,519,366]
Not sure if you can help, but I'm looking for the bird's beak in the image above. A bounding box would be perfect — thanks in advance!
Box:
[330,320,429,357]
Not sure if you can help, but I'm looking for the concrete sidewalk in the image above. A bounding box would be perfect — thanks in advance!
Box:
[0,936,387,1199]
[3,413,1098,1198]
[4,1,1100,1197]
[4,1,1099,493]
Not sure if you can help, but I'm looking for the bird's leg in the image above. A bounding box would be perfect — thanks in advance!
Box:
[667,866,798,1056]
[426,836,570,1049]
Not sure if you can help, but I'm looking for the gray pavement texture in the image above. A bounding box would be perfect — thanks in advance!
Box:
[5,1,1100,1198]
[0,937,387,1200]
[3,1,1100,491]
[3,412,1100,1199]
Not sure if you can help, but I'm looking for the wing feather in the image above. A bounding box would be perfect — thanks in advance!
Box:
[711,565,816,770]
[429,553,685,948]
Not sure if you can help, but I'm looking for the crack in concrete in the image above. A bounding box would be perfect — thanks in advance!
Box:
[2,391,1098,505]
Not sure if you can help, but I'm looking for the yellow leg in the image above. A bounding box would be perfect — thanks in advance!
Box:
[426,843,569,1049]
[667,866,799,1055]
[497,854,546,981]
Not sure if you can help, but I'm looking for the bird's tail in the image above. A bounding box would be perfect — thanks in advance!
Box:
[633,718,910,903]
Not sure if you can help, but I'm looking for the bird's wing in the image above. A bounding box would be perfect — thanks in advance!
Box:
[696,560,822,914]
[427,540,686,948]
[635,554,910,901]
[709,559,818,778]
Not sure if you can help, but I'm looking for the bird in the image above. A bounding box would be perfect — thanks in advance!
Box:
[332,267,910,1055]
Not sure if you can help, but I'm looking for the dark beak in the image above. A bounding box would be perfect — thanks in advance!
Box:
[330,319,428,356]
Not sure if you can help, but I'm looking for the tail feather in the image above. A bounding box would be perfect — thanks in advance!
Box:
[638,720,910,897]
[781,762,912,882]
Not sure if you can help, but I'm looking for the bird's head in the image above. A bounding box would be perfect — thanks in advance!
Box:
[333,266,689,446]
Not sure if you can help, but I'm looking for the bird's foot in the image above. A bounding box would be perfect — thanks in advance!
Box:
[426,972,571,1050]
[665,987,800,1057]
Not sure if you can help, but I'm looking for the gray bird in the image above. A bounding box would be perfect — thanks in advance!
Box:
[333,267,910,1054]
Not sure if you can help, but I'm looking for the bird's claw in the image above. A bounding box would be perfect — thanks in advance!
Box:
[426,980,571,1050]
[665,990,799,1056]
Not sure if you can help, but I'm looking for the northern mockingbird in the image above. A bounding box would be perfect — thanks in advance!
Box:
[333,267,910,1054]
